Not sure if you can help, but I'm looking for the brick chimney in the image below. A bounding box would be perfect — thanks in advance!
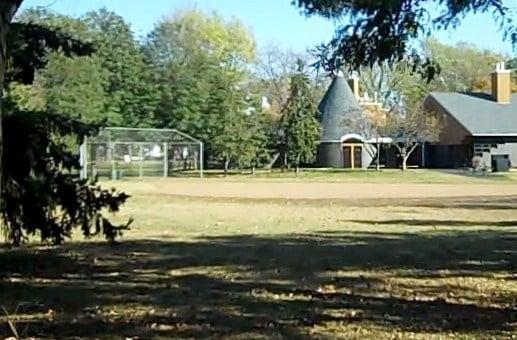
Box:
[348,75,360,100]
[491,62,511,104]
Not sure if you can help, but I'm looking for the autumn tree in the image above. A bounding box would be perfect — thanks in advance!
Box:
[423,39,505,92]
[384,104,442,171]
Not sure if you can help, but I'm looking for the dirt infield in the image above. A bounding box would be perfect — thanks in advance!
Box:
[117,179,517,200]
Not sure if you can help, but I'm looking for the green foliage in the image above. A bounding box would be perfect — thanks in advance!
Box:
[240,110,274,169]
[6,22,93,84]
[506,56,517,85]
[145,9,260,166]
[146,9,255,71]
[83,8,159,127]
[424,39,503,92]
[358,60,431,111]
[294,0,516,80]
[13,8,158,127]
[2,106,131,245]
[1,8,131,246]
[281,63,321,169]
[508,57,517,69]
[34,52,118,124]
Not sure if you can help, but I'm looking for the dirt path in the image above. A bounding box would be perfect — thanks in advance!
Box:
[118,179,517,200]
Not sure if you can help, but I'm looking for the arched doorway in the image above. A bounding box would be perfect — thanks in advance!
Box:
[341,134,365,169]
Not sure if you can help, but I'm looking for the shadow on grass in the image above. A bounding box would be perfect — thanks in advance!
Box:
[345,219,517,227]
[433,169,517,181]
[1,230,516,338]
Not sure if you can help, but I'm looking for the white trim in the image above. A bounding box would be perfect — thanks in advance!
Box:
[364,137,393,143]
[340,133,366,142]
[320,136,393,144]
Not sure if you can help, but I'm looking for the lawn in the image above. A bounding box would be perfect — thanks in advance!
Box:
[188,168,517,183]
[1,174,517,339]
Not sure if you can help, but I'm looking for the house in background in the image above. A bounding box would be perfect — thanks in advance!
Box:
[317,72,387,169]
[424,62,517,168]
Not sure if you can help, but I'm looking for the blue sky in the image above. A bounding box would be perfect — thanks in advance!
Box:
[20,0,517,55]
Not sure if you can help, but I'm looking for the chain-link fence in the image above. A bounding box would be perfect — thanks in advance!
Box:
[80,127,203,179]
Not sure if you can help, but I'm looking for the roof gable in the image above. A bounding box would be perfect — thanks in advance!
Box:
[428,92,517,136]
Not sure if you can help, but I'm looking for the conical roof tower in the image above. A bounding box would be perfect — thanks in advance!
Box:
[318,73,367,142]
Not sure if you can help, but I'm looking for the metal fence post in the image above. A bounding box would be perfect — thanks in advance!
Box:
[163,143,168,177]
[199,143,204,178]
[110,142,117,180]
[139,144,144,177]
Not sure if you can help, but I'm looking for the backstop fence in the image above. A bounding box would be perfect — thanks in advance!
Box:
[80,127,203,179]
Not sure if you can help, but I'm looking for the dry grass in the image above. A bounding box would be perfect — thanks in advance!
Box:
[195,168,517,183]
[1,176,517,339]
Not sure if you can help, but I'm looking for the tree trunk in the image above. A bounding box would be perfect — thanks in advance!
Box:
[251,166,256,175]
[224,158,229,177]
[0,14,8,230]
[402,155,408,171]
[267,152,279,171]
[401,143,419,171]
[295,166,300,174]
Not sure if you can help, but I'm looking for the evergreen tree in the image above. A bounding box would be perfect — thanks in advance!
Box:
[0,10,130,246]
[239,110,274,174]
[281,61,321,172]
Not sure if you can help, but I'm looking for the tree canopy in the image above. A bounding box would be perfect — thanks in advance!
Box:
[293,0,516,79]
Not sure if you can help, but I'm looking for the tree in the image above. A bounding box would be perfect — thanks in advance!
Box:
[423,39,505,92]
[0,0,24,215]
[509,56,517,88]
[384,104,442,171]
[235,110,273,174]
[146,9,255,72]
[2,106,131,245]
[15,7,158,127]
[293,0,516,78]
[32,52,117,125]
[145,9,258,166]
[0,4,130,245]
[254,44,304,114]
[83,8,159,127]
[357,60,428,110]
[281,61,321,172]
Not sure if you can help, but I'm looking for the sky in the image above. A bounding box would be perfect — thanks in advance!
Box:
[20,0,517,56]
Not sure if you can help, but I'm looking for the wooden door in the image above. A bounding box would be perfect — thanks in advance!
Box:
[354,146,362,169]
[343,146,352,168]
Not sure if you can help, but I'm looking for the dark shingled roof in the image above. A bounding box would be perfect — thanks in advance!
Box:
[318,74,367,142]
[429,92,517,135]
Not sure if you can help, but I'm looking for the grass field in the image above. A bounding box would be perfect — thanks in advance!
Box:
[196,168,517,184]
[1,170,517,339]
